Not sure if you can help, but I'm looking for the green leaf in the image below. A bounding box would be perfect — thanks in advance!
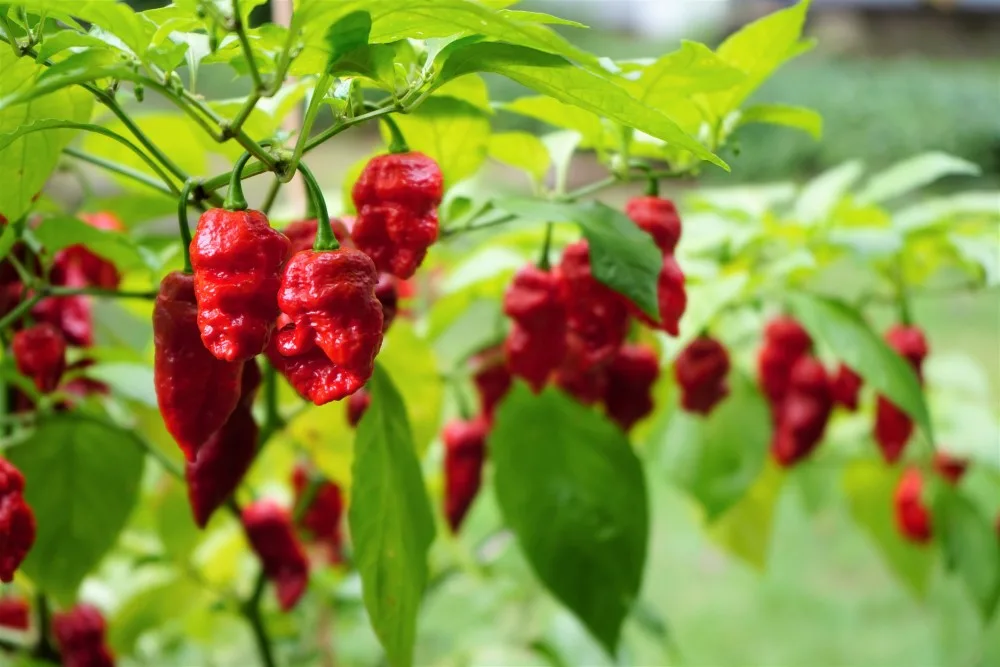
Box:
[738,103,822,140]
[0,224,16,262]
[388,97,491,187]
[0,50,138,109]
[35,31,113,62]
[792,160,865,225]
[488,131,550,182]
[155,479,203,564]
[325,10,373,68]
[542,130,582,194]
[708,461,784,570]
[787,292,933,442]
[349,365,435,667]
[109,576,204,654]
[439,43,727,170]
[843,460,934,597]
[491,384,649,655]
[82,113,206,187]
[951,233,1000,287]
[6,414,145,603]
[85,362,157,407]
[661,372,770,519]
[33,215,151,272]
[0,51,93,220]
[376,321,443,456]
[894,192,1000,234]
[504,96,604,147]
[16,1,151,55]
[937,489,1000,620]
[856,152,982,205]
[637,40,746,103]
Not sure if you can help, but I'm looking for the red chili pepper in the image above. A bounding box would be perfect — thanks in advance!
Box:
[32,258,94,348]
[830,364,863,411]
[186,360,261,528]
[554,350,608,406]
[771,356,833,467]
[346,387,371,427]
[757,316,812,418]
[557,241,628,369]
[0,596,29,630]
[292,464,345,564]
[351,152,443,279]
[675,337,730,415]
[626,196,682,254]
[443,417,488,533]
[55,212,125,290]
[190,208,291,362]
[894,468,932,543]
[0,458,34,584]
[933,451,968,485]
[283,218,352,255]
[631,254,687,337]
[242,499,309,611]
[471,346,512,422]
[153,271,244,461]
[271,249,383,405]
[61,359,110,402]
[374,273,399,332]
[12,323,66,393]
[874,324,928,463]
[52,604,114,667]
[602,343,660,431]
[502,266,568,391]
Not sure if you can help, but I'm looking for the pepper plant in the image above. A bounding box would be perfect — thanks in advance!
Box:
[0,0,999,665]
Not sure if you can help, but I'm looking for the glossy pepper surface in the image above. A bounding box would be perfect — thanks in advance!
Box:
[771,357,833,467]
[894,468,932,543]
[502,266,568,391]
[602,344,660,430]
[190,208,291,362]
[242,499,309,611]
[0,457,35,583]
[56,212,125,290]
[830,364,863,411]
[557,241,628,369]
[12,323,66,393]
[443,417,488,533]
[757,316,812,417]
[471,347,512,422]
[675,337,730,415]
[271,249,383,405]
[0,597,29,630]
[874,324,929,463]
[292,464,345,563]
[351,152,443,279]
[153,271,244,461]
[625,196,682,254]
[52,604,114,667]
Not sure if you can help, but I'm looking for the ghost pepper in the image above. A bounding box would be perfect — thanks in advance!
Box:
[471,346,512,422]
[894,468,932,543]
[32,259,94,347]
[351,152,443,279]
[758,316,812,418]
[443,417,488,532]
[12,323,66,393]
[874,324,929,463]
[185,359,261,527]
[503,266,568,391]
[153,271,244,460]
[242,499,309,611]
[56,212,125,290]
[270,248,383,405]
[292,464,345,563]
[933,451,968,485]
[630,254,687,337]
[52,604,114,667]
[0,596,29,630]
[602,344,660,430]
[284,218,352,254]
[557,241,628,369]
[346,387,371,427]
[831,364,863,411]
[0,458,34,583]
[771,356,833,467]
[675,336,730,415]
[374,273,399,332]
[625,196,682,254]
[626,197,686,336]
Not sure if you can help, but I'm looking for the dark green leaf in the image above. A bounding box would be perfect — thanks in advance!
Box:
[349,364,435,667]
[787,292,933,442]
[661,371,771,519]
[937,489,1000,620]
[438,43,726,169]
[325,10,372,69]
[491,384,649,654]
[7,414,145,603]
[0,50,138,109]
[33,215,151,271]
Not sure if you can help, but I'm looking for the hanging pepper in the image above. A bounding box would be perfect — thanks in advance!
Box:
[33,259,94,348]
[374,273,399,332]
[933,451,968,485]
[271,248,383,405]
[554,351,608,406]
[12,323,67,393]
[502,266,568,391]
[771,357,833,467]
[625,198,687,336]
[52,604,115,667]
[602,344,660,431]
[757,316,812,418]
[153,271,244,461]
[830,364,863,411]
[186,359,261,527]
[443,417,488,533]
[675,337,730,415]
[292,464,345,564]
[631,254,687,337]
[625,196,682,254]
[346,387,371,427]
[242,499,310,611]
[0,596,29,630]
[874,324,929,463]
[557,241,629,368]
[471,346,512,422]
[351,152,443,279]
[284,218,353,255]
[0,458,35,584]
[56,212,125,290]
[894,468,932,544]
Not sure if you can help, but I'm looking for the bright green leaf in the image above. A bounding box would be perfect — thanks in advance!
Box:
[15,1,151,55]
[86,362,157,407]
[377,321,443,456]
[0,224,16,263]
[856,151,982,205]
[738,103,822,140]
[155,479,203,564]
[504,96,604,146]
[709,461,784,570]
[894,192,1000,234]
[638,40,746,105]
[83,113,206,186]
[0,50,138,110]
[488,131,550,182]
[937,489,1000,620]
[110,576,204,654]
[325,10,373,67]
[793,160,865,225]
[33,216,151,272]
[35,31,113,62]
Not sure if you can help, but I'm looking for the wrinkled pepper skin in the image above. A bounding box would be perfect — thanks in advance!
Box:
[502,266,568,391]
[374,273,399,332]
[12,323,67,393]
[830,364,863,411]
[933,451,968,485]
[0,458,35,583]
[185,360,261,528]
[675,337,730,415]
[0,596,29,630]
[894,468,932,544]
[471,347,512,422]
[346,388,371,427]
[241,500,309,611]
[283,218,352,254]
[602,344,660,431]
[554,351,608,406]
[52,604,115,667]
[757,316,812,417]
[292,464,345,563]
[625,196,682,254]
[153,272,244,461]
[771,357,833,467]
[443,417,488,533]
[190,208,291,362]
[272,249,383,405]
[874,324,929,463]
[351,152,443,279]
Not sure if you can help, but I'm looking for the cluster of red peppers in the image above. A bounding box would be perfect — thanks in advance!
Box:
[52,603,115,667]
[674,336,731,415]
[0,458,35,584]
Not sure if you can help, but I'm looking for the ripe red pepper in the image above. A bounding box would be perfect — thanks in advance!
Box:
[626,196,682,254]
[602,344,660,431]
[186,360,261,528]
[56,212,125,290]
[153,271,244,461]
[292,464,345,564]
[351,152,443,279]
[374,273,399,332]
[554,351,608,406]
[675,337,730,415]
[771,356,833,467]
[270,249,384,405]
[874,324,929,463]
[557,241,628,368]
[32,258,94,348]
[190,208,291,362]
[471,346,512,422]
[0,458,35,583]
[830,364,863,411]
[284,218,352,254]
[346,387,371,427]
[757,316,812,417]
[12,323,67,393]
[52,604,114,667]
[894,468,932,543]
[503,266,568,391]
[933,451,968,485]
[625,197,687,336]
[0,596,29,630]
[442,417,488,533]
[241,499,309,611]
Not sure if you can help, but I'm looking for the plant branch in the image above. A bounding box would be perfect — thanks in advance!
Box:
[286,73,331,179]
[260,177,283,215]
[232,0,263,91]
[63,148,176,197]
[244,571,277,667]
[47,286,158,300]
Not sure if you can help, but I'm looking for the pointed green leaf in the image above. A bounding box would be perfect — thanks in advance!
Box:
[937,489,1000,620]
[709,461,784,570]
[738,103,822,140]
[488,131,551,182]
[856,152,982,205]
[33,215,151,271]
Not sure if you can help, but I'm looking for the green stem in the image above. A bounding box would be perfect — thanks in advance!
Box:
[179,180,198,272]
[63,148,174,197]
[256,363,283,447]
[894,258,913,325]
[287,73,332,180]
[380,114,408,154]
[0,294,42,331]
[645,176,660,197]
[303,103,397,154]
[244,572,277,667]
[537,222,553,270]
[296,162,337,251]
[232,0,263,90]
[260,177,283,216]
[32,593,59,663]
[47,286,158,299]
[225,152,255,211]
[0,14,22,56]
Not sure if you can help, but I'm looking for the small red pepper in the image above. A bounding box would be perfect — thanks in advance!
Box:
[630,254,686,337]
[52,604,115,667]
[602,344,660,430]
[771,357,833,467]
[0,596,29,630]
[12,323,67,393]
[502,266,568,391]
[292,464,345,564]
[351,152,443,279]
[675,336,730,415]
[374,273,399,332]
[442,417,488,533]
[894,468,932,544]
[242,499,309,611]
[626,196,682,254]
[57,212,125,290]
[32,258,94,348]
[153,271,244,461]
[0,458,34,583]
[830,364,863,411]
[346,387,371,427]
[933,450,968,485]
[757,316,812,418]
[471,346,512,422]
[874,324,929,463]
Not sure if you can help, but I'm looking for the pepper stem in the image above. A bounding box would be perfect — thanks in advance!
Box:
[178,180,196,273]
[538,222,553,271]
[645,176,660,197]
[380,115,409,154]
[224,151,254,211]
[296,161,338,251]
